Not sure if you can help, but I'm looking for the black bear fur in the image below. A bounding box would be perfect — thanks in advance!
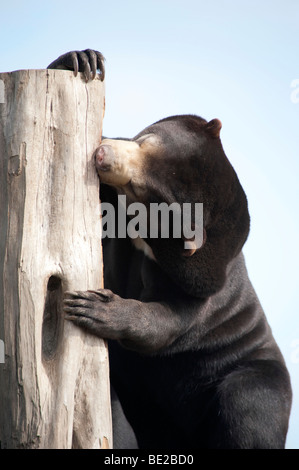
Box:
[49,51,292,449]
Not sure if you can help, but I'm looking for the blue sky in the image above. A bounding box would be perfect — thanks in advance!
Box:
[1,0,298,449]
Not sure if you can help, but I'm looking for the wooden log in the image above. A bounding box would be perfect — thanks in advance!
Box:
[0,69,112,448]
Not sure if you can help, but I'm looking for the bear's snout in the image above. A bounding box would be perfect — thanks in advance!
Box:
[95,145,114,172]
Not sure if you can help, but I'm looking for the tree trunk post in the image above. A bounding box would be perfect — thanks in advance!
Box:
[0,69,112,449]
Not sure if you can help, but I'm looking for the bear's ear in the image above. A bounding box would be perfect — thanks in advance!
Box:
[205,118,222,138]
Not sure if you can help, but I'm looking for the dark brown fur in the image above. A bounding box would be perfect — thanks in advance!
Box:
[49,51,292,449]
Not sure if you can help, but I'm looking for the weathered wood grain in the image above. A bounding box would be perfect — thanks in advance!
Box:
[0,69,112,448]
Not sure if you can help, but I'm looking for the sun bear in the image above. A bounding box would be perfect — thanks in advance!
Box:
[48,51,292,449]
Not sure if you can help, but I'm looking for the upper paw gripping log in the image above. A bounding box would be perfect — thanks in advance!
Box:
[47,49,105,82]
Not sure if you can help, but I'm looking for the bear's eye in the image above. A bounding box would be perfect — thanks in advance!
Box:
[136,133,160,147]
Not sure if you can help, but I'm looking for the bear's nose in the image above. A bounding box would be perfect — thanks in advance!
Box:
[95,145,114,171]
[97,145,106,163]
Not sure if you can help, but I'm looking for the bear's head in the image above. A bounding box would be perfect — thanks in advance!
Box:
[95,115,250,298]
